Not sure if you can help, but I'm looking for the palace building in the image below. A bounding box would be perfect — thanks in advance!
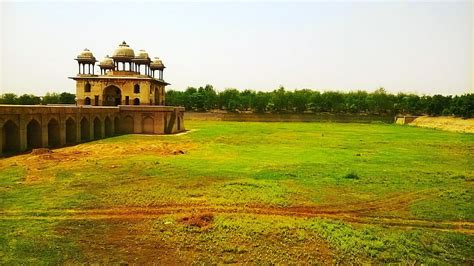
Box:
[0,41,185,155]
[71,41,167,106]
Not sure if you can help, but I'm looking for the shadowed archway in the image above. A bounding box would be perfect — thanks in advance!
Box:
[47,118,60,147]
[65,117,76,144]
[105,117,112,137]
[80,118,90,141]
[103,85,122,106]
[93,117,102,139]
[2,120,20,153]
[114,117,121,135]
[26,119,42,149]
[123,116,134,134]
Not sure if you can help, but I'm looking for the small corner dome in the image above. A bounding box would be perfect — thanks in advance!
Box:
[99,55,114,67]
[135,49,149,59]
[112,41,135,59]
[150,57,165,69]
[77,48,95,60]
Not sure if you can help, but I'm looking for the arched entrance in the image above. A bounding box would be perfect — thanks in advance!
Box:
[133,98,140,105]
[2,120,20,153]
[48,118,60,147]
[142,116,154,134]
[105,117,112,137]
[93,117,102,139]
[65,118,76,144]
[80,118,90,141]
[114,117,121,135]
[103,85,122,106]
[123,116,134,134]
[27,119,42,149]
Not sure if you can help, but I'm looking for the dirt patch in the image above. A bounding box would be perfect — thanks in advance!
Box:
[179,212,214,228]
[30,148,53,155]
[408,116,474,133]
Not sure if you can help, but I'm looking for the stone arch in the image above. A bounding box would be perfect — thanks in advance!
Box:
[80,117,90,141]
[142,116,154,134]
[104,116,112,137]
[65,117,76,144]
[123,115,134,134]
[2,120,20,153]
[93,117,102,139]
[85,82,91,92]
[133,98,140,105]
[47,118,60,147]
[103,85,122,106]
[114,116,121,135]
[84,97,91,105]
[26,119,42,149]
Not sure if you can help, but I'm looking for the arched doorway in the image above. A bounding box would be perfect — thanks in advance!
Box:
[103,85,122,106]
[65,118,76,144]
[123,116,134,134]
[2,120,20,153]
[27,119,42,149]
[114,117,121,135]
[142,116,154,134]
[48,118,60,147]
[105,117,112,137]
[93,117,102,139]
[133,98,140,105]
[80,118,90,141]
[85,97,91,105]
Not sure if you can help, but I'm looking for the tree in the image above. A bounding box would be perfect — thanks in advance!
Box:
[253,92,271,113]
[218,89,241,111]
[0,93,18,104]
[17,94,41,105]
[42,92,60,104]
[59,92,76,104]
[270,86,289,112]
[291,89,312,113]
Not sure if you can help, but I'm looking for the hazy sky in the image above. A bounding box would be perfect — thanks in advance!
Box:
[0,1,472,95]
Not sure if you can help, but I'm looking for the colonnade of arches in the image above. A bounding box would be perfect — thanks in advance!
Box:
[1,110,183,155]
[1,115,127,154]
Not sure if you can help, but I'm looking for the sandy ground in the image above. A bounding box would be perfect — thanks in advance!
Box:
[409,116,474,133]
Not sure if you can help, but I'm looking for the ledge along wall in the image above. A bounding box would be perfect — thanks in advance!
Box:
[0,105,185,155]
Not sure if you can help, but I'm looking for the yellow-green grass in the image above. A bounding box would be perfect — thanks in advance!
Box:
[0,121,473,264]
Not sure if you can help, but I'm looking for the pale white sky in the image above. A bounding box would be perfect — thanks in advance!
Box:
[0,1,473,95]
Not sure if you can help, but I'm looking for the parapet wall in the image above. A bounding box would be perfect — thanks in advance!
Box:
[0,105,185,155]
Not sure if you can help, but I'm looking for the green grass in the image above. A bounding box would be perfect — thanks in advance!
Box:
[0,121,473,263]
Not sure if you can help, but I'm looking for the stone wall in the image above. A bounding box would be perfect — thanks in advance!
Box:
[0,105,185,155]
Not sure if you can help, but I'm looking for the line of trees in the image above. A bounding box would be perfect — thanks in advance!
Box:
[166,85,474,118]
[0,92,76,105]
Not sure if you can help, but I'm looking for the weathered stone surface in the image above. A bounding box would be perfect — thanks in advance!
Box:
[0,105,185,155]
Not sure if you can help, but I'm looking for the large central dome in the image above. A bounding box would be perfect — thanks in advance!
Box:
[112,41,135,60]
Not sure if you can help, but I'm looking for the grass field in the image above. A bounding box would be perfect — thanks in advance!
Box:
[1,120,473,264]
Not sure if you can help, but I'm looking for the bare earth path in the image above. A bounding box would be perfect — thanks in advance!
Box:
[2,204,473,234]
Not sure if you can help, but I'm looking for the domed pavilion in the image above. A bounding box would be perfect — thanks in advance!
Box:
[71,41,168,106]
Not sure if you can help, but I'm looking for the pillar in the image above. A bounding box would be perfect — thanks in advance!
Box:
[100,118,105,138]
[89,115,94,141]
[75,114,81,143]
[19,115,27,151]
[59,115,66,146]
[41,125,48,147]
